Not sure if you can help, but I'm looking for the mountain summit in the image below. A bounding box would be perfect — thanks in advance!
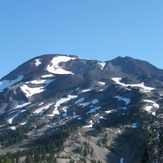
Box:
[0,54,163,162]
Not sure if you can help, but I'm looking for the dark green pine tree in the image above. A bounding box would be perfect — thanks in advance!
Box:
[25,154,32,163]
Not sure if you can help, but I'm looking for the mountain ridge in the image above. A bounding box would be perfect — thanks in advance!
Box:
[1,54,163,81]
[0,54,163,163]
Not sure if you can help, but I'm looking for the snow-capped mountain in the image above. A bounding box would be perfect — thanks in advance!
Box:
[0,54,163,163]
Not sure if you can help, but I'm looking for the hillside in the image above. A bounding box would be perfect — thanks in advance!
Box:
[0,54,163,163]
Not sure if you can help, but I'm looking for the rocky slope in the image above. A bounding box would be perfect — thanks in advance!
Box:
[0,54,163,163]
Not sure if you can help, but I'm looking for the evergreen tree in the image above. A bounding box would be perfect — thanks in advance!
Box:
[25,154,32,163]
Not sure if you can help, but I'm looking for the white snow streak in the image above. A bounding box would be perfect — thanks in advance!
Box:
[112,77,155,92]
[143,99,159,108]
[98,81,105,85]
[0,75,23,92]
[8,110,18,115]
[21,79,54,97]
[48,95,77,117]
[8,114,19,124]
[15,102,31,109]
[82,89,92,93]
[105,109,117,114]
[33,103,54,115]
[41,74,54,78]
[21,85,44,97]
[145,106,153,112]
[26,79,55,85]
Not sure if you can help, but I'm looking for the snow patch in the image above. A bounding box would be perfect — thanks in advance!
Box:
[78,117,82,120]
[145,106,153,112]
[0,111,5,115]
[48,95,77,117]
[120,158,124,163]
[75,87,80,91]
[21,84,44,97]
[21,79,54,97]
[82,99,99,108]
[82,89,92,93]
[15,102,31,109]
[98,62,106,69]
[35,59,41,67]
[20,122,27,126]
[112,77,155,92]
[75,97,85,104]
[62,106,70,117]
[143,99,159,108]
[98,81,105,85]
[46,56,76,74]
[132,123,137,128]
[33,103,54,115]
[26,79,55,85]
[41,74,54,78]
[8,114,19,124]
[0,75,23,92]
[83,120,94,128]
[86,106,101,114]
[8,110,18,115]
[105,109,117,114]
[10,126,16,130]
[143,99,159,115]
[73,112,76,116]
[39,102,44,106]
[100,117,107,120]
[114,95,131,105]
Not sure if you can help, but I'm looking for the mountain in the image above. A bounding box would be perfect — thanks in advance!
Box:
[0,54,163,163]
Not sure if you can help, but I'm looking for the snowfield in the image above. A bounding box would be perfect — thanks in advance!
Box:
[21,79,54,97]
[33,103,54,115]
[143,99,159,115]
[48,95,77,117]
[0,75,23,92]
[15,102,31,109]
[143,99,159,108]
[112,77,155,92]
[46,56,76,74]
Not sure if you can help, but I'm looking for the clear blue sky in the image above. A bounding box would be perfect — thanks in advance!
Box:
[1,0,163,78]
